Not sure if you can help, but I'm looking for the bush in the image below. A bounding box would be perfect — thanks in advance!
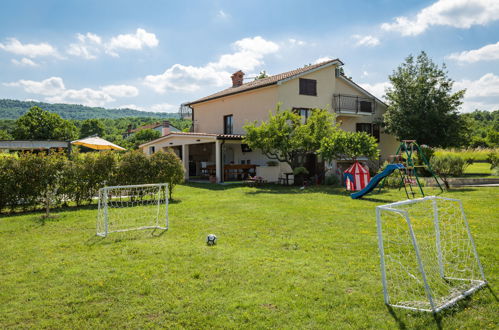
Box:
[325,174,340,186]
[486,152,498,169]
[150,150,185,200]
[430,154,468,189]
[116,151,151,185]
[377,162,402,188]
[0,149,186,214]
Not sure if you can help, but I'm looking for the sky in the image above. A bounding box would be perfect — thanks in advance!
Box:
[0,0,498,113]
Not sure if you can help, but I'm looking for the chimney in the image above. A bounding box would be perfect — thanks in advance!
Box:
[161,121,171,136]
[231,70,245,87]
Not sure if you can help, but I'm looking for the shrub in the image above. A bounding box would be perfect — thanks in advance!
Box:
[486,152,498,169]
[150,150,185,201]
[0,149,186,213]
[430,154,468,189]
[325,174,340,186]
[116,151,151,185]
[377,162,402,188]
[0,156,16,213]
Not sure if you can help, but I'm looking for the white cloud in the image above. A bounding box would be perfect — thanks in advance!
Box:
[454,73,499,98]
[119,103,177,112]
[314,57,333,64]
[357,76,499,112]
[101,84,139,97]
[106,28,159,57]
[0,38,59,58]
[150,103,177,112]
[144,36,280,93]
[11,57,38,67]
[288,38,306,46]
[359,81,392,99]
[217,10,228,19]
[66,33,102,59]
[447,41,499,63]
[5,77,65,95]
[66,29,158,59]
[5,77,139,107]
[381,0,499,36]
[353,35,380,47]
[46,89,114,106]
[450,73,499,112]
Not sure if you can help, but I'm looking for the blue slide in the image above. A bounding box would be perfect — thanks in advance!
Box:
[350,163,405,199]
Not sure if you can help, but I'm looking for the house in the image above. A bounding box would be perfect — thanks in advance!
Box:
[139,59,399,183]
[0,140,71,153]
[123,120,181,138]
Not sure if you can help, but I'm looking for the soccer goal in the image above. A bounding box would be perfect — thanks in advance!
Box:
[376,196,487,313]
[97,183,168,237]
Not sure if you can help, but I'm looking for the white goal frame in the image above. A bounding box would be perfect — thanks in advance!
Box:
[97,183,168,237]
[376,196,487,313]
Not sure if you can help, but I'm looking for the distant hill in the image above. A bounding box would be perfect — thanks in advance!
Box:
[0,99,180,120]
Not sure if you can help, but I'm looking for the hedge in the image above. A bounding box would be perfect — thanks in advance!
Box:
[0,150,184,214]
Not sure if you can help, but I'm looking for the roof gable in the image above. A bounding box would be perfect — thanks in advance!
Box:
[187,59,343,106]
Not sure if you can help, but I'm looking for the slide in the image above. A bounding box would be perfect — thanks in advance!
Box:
[350,163,405,199]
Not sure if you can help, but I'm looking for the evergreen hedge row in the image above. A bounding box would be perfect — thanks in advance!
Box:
[0,150,184,214]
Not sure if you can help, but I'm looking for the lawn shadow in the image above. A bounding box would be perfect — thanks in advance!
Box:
[32,214,62,226]
[85,229,168,246]
[359,196,399,204]
[386,292,485,330]
[244,185,351,196]
[184,182,245,191]
[485,284,498,302]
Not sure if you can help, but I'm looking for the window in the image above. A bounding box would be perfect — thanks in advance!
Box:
[356,123,380,142]
[299,78,317,96]
[224,115,233,134]
[359,100,373,113]
[293,108,311,124]
[149,146,155,154]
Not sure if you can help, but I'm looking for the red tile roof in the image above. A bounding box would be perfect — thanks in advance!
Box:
[187,59,343,106]
[138,132,244,148]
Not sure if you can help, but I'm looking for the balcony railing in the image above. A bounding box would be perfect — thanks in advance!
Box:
[333,94,375,115]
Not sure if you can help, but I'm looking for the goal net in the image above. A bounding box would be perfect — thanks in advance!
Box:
[376,196,487,313]
[97,183,168,237]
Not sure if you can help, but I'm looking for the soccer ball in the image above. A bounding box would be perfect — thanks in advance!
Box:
[206,234,217,246]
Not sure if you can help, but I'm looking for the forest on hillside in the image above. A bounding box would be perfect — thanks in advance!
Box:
[0,99,179,120]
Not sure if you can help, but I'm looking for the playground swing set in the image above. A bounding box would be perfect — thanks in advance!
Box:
[348,140,444,199]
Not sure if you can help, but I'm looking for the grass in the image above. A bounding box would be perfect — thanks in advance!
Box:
[1,184,497,328]
[434,148,497,162]
[464,162,499,178]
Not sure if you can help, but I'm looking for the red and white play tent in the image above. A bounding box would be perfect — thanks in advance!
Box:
[344,161,371,191]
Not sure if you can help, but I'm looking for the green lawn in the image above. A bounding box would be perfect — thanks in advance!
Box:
[1,184,497,328]
[464,162,498,178]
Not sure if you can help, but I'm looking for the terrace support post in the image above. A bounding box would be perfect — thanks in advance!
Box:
[215,140,222,183]
[182,144,189,181]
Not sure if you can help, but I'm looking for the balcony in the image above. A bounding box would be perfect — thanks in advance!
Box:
[333,94,375,115]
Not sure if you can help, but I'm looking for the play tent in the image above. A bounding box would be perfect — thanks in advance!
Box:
[344,161,371,191]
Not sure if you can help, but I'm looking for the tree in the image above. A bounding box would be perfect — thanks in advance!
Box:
[14,106,78,140]
[384,52,466,147]
[320,131,379,162]
[0,129,12,140]
[254,70,269,80]
[243,106,338,171]
[80,119,105,138]
[150,150,185,201]
[128,128,161,149]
